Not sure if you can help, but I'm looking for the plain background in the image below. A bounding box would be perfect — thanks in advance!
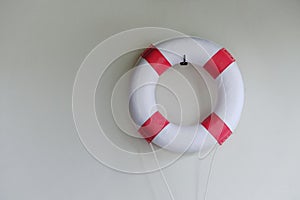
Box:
[1,0,300,199]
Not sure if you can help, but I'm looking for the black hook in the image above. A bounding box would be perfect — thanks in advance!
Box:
[180,55,188,65]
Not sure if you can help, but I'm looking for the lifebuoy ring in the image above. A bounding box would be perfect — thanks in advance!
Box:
[129,37,244,153]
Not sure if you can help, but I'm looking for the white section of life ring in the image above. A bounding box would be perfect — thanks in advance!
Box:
[129,37,244,153]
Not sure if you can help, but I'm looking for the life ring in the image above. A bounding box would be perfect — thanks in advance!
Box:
[129,37,244,153]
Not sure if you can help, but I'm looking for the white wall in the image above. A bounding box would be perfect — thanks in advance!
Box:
[1,0,300,199]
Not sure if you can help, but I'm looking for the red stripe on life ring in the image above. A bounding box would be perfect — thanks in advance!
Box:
[141,45,172,76]
[203,48,235,79]
[138,111,169,143]
[201,113,232,145]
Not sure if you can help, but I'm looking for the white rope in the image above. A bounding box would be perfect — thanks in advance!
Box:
[137,144,158,200]
[196,146,218,200]
[149,143,176,200]
[147,143,217,200]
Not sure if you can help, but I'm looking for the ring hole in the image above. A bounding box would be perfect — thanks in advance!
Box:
[156,63,212,126]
